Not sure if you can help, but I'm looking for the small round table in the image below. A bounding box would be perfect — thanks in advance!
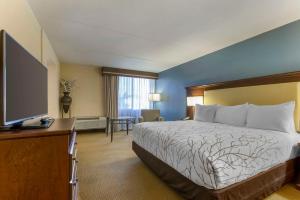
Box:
[106,116,136,142]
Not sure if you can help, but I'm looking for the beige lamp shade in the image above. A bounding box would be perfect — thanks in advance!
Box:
[187,96,204,106]
[149,93,161,102]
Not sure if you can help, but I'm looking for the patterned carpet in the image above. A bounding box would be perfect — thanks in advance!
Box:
[77,132,300,200]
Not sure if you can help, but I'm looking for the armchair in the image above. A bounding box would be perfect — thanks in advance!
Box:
[138,109,164,123]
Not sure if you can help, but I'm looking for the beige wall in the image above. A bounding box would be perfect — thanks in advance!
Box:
[0,0,60,118]
[42,31,60,118]
[60,64,104,117]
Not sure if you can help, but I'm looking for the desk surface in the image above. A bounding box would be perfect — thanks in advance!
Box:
[0,118,75,140]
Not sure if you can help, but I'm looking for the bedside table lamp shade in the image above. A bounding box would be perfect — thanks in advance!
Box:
[149,93,161,102]
[187,96,204,106]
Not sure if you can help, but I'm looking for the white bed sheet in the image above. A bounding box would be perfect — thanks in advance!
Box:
[132,120,299,189]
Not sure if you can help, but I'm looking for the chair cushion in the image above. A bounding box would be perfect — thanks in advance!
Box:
[141,109,160,122]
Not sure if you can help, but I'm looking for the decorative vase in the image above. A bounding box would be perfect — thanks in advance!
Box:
[61,92,72,113]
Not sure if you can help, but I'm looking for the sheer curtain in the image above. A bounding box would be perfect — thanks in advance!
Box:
[118,76,155,123]
[103,75,119,118]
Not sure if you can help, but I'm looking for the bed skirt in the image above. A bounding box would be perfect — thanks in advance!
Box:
[132,141,296,200]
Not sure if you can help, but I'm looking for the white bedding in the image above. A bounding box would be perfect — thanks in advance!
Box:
[132,120,299,189]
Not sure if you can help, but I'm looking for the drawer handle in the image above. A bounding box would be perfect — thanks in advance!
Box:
[72,181,79,200]
[69,132,77,154]
[71,160,78,180]
[70,178,79,185]
[72,148,78,160]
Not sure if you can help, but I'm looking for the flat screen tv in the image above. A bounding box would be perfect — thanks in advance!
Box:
[0,30,48,127]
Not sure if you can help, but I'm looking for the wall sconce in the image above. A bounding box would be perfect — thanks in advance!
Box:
[149,93,161,102]
[187,96,204,106]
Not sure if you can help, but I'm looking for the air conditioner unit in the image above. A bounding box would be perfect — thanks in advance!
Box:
[75,116,106,131]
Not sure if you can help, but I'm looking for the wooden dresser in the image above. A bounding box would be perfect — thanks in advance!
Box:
[0,118,78,200]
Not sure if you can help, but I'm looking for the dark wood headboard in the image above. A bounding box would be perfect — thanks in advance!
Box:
[187,71,300,91]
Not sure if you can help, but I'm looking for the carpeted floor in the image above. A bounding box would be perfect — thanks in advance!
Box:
[77,132,300,200]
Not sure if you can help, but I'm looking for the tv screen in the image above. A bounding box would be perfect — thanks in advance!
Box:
[0,30,48,126]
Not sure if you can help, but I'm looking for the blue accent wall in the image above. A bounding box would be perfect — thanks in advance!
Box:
[156,20,300,120]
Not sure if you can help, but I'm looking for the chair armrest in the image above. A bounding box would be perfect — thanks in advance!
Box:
[138,116,144,123]
[158,116,164,121]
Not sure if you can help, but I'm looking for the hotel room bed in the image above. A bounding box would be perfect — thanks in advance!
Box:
[132,120,300,200]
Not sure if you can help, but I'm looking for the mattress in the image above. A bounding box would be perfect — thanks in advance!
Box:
[132,120,299,189]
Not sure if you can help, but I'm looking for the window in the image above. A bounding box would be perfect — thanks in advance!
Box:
[118,76,155,118]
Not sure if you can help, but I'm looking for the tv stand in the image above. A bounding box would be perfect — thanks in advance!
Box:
[11,121,23,129]
[0,118,55,131]
[18,118,55,130]
[0,118,78,200]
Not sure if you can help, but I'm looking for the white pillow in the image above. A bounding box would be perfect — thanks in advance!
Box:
[246,101,296,133]
[214,103,248,127]
[194,104,217,122]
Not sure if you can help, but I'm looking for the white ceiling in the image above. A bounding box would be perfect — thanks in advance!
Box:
[27,0,300,72]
